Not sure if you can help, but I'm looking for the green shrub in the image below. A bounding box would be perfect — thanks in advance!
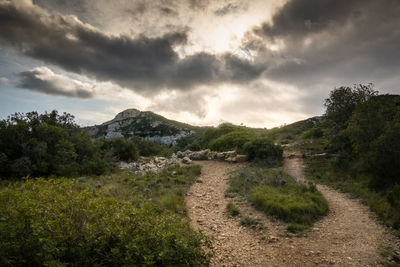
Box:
[131,136,172,157]
[302,126,324,139]
[208,130,256,152]
[104,138,139,162]
[226,202,240,216]
[243,137,283,161]
[227,166,328,230]
[250,184,328,226]
[0,178,211,266]
[287,223,308,233]
[239,216,264,229]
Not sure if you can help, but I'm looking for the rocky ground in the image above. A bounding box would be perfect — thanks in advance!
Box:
[185,153,400,266]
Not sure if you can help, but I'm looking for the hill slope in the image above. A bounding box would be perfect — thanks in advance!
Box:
[85,109,199,146]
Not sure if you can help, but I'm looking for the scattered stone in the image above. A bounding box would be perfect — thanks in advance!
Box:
[176,149,246,163]
[118,155,179,174]
[182,157,192,164]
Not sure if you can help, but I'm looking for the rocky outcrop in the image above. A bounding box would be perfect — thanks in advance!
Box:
[118,154,179,174]
[177,149,247,163]
[118,149,247,173]
[85,108,197,146]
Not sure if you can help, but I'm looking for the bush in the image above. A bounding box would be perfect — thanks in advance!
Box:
[226,202,240,216]
[0,178,211,266]
[302,126,324,139]
[103,138,139,162]
[239,216,263,229]
[250,184,328,226]
[243,137,283,161]
[131,136,172,157]
[227,167,328,230]
[287,223,308,233]
[208,130,256,152]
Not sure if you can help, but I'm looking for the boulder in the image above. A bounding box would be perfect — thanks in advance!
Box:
[235,154,247,163]
[225,156,237,163]
[182,157,192,164]
[216,152,225,160]
[188,149,210,160]
[224,150,237,158]
[208,151,218,160]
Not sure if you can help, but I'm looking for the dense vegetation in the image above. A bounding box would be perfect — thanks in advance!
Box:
[227,166,328,232]
[0,111,108,178]
[0,110,175,180]
[307,87,400,230]
[102,136,172,163]
[272,84,400,232]
[176,122,283,163]
[0,165,211,266]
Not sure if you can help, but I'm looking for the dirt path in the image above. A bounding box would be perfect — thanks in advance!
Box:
[186,156,398,266]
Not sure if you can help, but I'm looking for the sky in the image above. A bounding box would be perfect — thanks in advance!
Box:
[0,0,399,128]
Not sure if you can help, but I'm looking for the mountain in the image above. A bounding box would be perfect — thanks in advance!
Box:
[85,109,199,146]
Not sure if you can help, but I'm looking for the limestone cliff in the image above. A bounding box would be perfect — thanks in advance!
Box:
[85,109,198,146]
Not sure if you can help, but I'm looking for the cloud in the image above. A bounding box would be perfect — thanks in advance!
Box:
[0,77,9,85]
[0,0,263,95]
[214,2,248,16]
[17,67,95,98]
[242,0,400,93]
[149,89,209,118]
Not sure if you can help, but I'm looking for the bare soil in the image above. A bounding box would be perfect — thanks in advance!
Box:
[186,154,399,266]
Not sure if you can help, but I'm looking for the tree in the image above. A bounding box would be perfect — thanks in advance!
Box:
[0,110,108,178]
[324,84,378,132]
[345,95,400,188]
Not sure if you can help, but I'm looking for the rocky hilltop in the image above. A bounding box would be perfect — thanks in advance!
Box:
[85,108,198,146]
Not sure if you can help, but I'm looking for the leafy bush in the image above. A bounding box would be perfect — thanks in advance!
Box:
[208,130,256,152]
[287,223,308,233]
[0,178,211,266]
[243,137,283,161]
[302,126,324,139]
[226,202,240,216]
[227,167,328,230]
[202,123,244,147]
[250,184,328,226]
[0,111,108,178]
[103,137,139,162]
[130,136,172,157]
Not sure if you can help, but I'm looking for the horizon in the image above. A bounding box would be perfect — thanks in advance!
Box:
[1,0,399,128]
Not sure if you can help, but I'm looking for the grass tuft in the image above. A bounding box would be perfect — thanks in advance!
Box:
[226,202,240,216]
[240,216,264,229]
[227,166,328,231]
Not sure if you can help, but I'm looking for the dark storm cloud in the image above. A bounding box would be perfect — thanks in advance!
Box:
[254,0,363,40]
[244,0,400,91]
[18,67,94,98]
[0,1,262,94]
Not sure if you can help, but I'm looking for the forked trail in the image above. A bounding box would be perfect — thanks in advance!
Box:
[186,154,399,266]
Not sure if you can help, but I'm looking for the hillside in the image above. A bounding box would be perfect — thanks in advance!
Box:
[85,108,200,146]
